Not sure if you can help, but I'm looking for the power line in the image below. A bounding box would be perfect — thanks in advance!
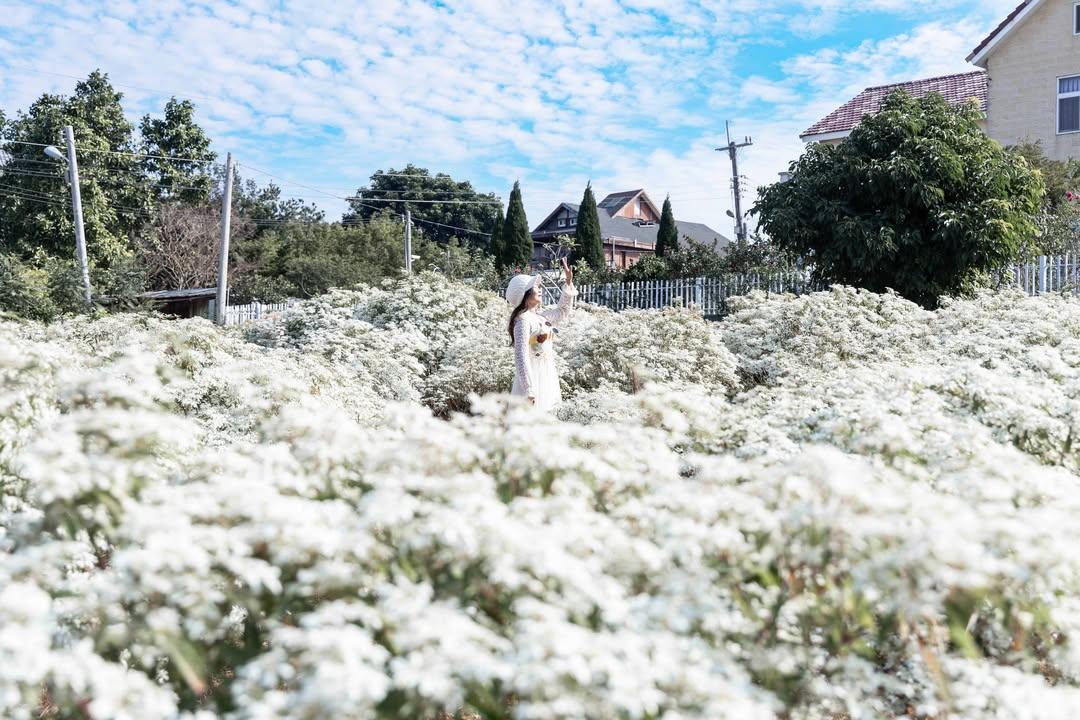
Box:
[353,187,503,199]
[0,188,68,207]
[346,196,501,205]
[3,139,219,165]
[411,216,490,237]
[76,147,219,164]
[237,163,349,201]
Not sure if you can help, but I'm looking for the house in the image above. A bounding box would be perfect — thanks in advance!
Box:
[530,189,730,270]
[967,0,1080,161]
[801,1,1080,162]
[141,287,217,319]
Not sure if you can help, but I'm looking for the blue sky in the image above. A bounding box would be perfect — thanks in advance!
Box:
[0,0,1020,239]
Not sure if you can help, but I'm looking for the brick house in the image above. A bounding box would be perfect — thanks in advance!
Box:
[530,189,729,270]
[801,1,1080,162]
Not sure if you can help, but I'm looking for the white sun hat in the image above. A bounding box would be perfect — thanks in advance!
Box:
[505,273,540,307]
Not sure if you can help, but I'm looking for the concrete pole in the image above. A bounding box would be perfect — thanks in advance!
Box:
[63,125,92,309]
[404,209,413,273]
[215,153,235,325]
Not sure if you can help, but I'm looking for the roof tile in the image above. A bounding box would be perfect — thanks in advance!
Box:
[800,70,988,139]
[967,1,1031,62]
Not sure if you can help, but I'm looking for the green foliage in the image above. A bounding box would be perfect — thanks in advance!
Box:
[570,258,621,286]
[0,70,151,265]
[344,164,499,247]
[0,250,146,321]
[416,236,500,289]
[753,91,1044,307]
[502,181,532,270]
[231,213,405,302]
[1011,141,1080,208]
[622,255,670,281]
[140,98,216,204]
[576,183,605,270]
[488,206,505,268]
[722,231,794,274]
[656,195,678,257]
[1009,142,1080,257]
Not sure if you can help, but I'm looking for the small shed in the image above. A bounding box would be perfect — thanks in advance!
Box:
[141,287,218,319]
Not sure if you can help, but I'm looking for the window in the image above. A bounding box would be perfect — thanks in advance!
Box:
[634,199,641,216]
[569,216,577,226]
[557,218,566,227]
[1075,3,1080,35]
[1059,76,1080,134]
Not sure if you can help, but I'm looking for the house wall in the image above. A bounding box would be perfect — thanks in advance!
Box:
[612,196,659,222]
[985,0,1080,161]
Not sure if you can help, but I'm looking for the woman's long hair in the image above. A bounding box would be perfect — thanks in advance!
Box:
[508,294,532,345]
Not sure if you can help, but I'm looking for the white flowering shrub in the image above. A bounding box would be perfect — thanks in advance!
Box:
[2,279,1080,719]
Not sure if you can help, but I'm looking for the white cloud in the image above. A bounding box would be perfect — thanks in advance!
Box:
[0,0,1017,236]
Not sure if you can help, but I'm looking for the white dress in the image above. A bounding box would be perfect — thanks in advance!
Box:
[511,285,576,410]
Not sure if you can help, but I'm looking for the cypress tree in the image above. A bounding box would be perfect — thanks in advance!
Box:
[488,206,505,266]
[502,181,533,270]
[656,195,678,257]
[577,182,605,270]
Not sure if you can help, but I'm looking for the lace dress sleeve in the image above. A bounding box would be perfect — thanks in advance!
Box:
[541,284,577,327]
[513,315,536,398]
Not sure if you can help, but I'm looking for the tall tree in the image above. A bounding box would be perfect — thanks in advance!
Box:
[656,195,678,257]
[344,165,499,247]
[753,91,1043,308]
[488,205,505,267]
[140,98,216,204]
[576,182,604,270]
[0,70,150,265]
[502,181,532,270]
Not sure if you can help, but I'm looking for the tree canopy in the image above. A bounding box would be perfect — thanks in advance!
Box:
[753,91,1044,307]
[501,181,532,270]
[344,165,500,249]
[656,195,678,257]
[576,183,604,270]
[140,98,217,204]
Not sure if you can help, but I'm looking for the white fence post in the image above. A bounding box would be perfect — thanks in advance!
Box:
[1038,255,1048,294]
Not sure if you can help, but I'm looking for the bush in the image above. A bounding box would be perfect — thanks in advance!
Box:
[754,91,1044,307]
[3,278,1080,718]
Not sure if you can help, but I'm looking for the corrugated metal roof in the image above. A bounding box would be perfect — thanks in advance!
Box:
[141,287,217,301]
[800,70,988,139]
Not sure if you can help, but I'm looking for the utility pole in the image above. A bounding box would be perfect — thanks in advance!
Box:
[716,121,753,243]
[63,125,92,309]
[403,209,413,273]
[215,152,234,325]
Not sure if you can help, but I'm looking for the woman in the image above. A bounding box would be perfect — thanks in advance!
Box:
[505,258,576,410]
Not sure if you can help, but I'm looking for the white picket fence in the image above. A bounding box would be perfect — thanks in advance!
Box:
[1011,254,1080,295]
[212,255,1080,326]
[542,271,821,316]
[217,300,297,325]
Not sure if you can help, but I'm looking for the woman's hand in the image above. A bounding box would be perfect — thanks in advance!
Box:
[561,257,573,286]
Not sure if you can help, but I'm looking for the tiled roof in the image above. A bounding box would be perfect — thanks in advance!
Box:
[800,70,988,140]
[533,209,730,251]
[967,1,1032,63]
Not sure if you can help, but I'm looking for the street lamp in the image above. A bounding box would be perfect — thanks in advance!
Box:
[44,129,92,309]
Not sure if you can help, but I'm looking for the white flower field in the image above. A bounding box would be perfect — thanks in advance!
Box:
[2,272,1080,719]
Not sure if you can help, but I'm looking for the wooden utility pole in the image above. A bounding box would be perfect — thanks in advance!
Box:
[63,125,92,309]
[717,121,753,242]
[215,152,234,325]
